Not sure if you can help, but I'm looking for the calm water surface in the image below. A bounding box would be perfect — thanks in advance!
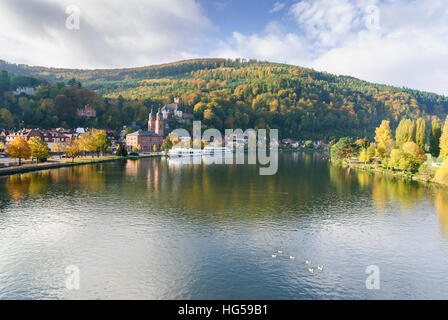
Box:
[1,153,448,299]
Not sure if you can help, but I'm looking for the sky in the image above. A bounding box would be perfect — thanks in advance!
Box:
[0,0,447,95]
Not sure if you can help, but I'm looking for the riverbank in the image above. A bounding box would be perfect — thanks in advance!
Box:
[0,154,163,177]
[347,162,440,186]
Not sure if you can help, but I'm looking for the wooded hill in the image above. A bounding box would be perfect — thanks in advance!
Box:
[1,58,447,139]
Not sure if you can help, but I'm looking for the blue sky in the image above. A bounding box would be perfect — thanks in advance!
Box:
[0,0,447,95]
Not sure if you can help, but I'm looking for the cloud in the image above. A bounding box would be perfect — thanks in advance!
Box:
[270,2,286,13]
[0,0,211,68]
[213,22,310,65]
[215,0,448,95]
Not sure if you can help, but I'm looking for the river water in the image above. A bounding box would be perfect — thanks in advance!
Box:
[0,153,447,299]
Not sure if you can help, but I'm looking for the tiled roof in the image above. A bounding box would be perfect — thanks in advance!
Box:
[127,130,161,137]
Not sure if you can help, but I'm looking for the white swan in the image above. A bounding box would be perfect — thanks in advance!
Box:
[290,256,295,260]
[308,268,314,273]
[272,254,277,258]
[317,265,324,272]
[306,260,311,265]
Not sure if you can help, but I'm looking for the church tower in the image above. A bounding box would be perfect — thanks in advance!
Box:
[148,109,156,133]
[155,109,164,137]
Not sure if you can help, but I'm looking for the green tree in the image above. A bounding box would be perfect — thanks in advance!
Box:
[389,142,426,173]
[415,118,427,150]
[330,137,360,163]
[116,144,128,157]
[430,118,442,158]
[28,137,51,162]
[395,119,416,147]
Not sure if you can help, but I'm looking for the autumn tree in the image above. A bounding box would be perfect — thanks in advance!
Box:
[389,142,426,173]
[375,120,395,158]
[358,148,371,164]
[65,139,81,162]
[430,118,442,158]
[7,137,31,166]
[440,116,448,160]
[395,119,416,147]
[52,141,68,159]
[415,118,427,151]
[28,136,51,162]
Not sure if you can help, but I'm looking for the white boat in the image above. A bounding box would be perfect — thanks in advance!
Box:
[168,148,203,157]
[202,146,233,156]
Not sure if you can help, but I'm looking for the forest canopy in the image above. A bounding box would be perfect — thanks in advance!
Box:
[1,59,447,139]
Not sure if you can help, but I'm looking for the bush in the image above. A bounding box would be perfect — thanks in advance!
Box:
[128,152,139,156]
[116,145,128,157]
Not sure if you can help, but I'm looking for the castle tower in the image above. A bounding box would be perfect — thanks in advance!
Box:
[155,109,164,137]
[148,109,156,132]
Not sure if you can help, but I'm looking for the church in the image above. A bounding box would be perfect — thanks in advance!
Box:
[125,109,164,152]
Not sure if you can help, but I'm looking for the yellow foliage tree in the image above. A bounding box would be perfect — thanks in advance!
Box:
[7,137,31,166]
[375,120,395,158]
[358,148,371,164]
[65,139,81,162]
[28,136,51,162]
[439,116,448,159]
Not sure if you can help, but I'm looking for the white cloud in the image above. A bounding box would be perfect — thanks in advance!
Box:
[213,22,310,65]
[215,0,448,95]
[0,0,211,68]
[270,2,286,14]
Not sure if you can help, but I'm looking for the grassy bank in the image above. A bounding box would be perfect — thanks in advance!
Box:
[347,161,438,185]
[0,154,163,177]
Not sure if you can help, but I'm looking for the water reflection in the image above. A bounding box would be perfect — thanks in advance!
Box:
[1,153,448,299]
[435,189,448,239]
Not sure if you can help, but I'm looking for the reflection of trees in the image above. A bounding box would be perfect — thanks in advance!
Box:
[329,165,354,195]
[5,172,51,200]
[66,165,107,192]
[435,189,448,238]
[371,174,424,213]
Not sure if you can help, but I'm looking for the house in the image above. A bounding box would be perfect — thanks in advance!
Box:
[6,129,70,149]
[77,104,97,118]
[126,130,163,152]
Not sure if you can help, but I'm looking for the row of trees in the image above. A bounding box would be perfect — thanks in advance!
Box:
[331,116,448,176]
[6,129,111,165]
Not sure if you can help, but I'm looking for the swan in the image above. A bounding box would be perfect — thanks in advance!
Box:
[306,260,311,265]
[308,268,314,273]
[278,250,283,254]
[317,265,324,272]
[290,256,295,260]
[272,254,277,258]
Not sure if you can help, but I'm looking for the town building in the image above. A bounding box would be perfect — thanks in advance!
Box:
[148,109,165,137]
[77,104,97,118]
[6,129,70,149]
[126,130,163,152]
[161,97,193,123]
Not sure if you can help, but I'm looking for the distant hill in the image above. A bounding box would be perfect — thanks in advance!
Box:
[1,58,447,139]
